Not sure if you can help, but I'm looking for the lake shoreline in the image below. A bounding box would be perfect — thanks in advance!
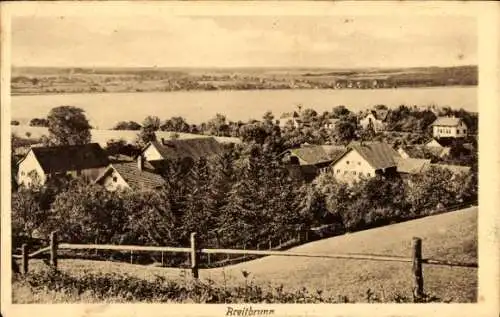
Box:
[10,85,478,97]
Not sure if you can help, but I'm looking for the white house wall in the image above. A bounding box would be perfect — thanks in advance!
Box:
[17,151,46,187]
[433,121,468,138]
[142,144,164,161]
[100,168,130,191]
[360,114,385,132]
[331,150,376,182]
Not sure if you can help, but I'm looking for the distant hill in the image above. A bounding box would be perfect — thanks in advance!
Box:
[11,65,477,95]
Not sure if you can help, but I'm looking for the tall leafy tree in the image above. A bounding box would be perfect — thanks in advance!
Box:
[138,115,161,145]
[47,106,92,145]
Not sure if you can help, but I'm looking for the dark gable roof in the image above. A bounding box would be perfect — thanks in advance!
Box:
[97,162,166,190]
[431,116,464,127]
[287,145,333,166]
[149,137,223,161]
[333,142,399,170]
[30,143,109,173]
[350,142,399,169]
[394,157,431,174]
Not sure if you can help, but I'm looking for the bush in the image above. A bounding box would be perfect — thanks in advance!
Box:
[13,268,442,303]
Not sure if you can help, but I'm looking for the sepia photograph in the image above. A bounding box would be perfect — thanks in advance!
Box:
[1,1,499,317]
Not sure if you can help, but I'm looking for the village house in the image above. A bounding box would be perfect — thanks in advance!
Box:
[323,118,339,130]
[140,137,224,167]
[431,116,468,139]
[280,144,345,182]
[17,143,109,187]
[278,111,301,129]
[359,109,389,133]
[330,142,399,182]
[94,155,166,192]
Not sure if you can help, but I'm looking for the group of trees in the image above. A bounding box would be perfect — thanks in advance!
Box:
[310,166,477,233]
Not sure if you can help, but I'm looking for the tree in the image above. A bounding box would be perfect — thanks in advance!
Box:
[29,118,49,127]
[207,113,230,136]
[160,116,190,133]
[105,139,140,157]
[48,182,128,244]
[47,106,92,145]
[138,116,161,145]
[333,119,357,145]
[112,121,141,130]
[331,105,351,118]
[262,111,275,124]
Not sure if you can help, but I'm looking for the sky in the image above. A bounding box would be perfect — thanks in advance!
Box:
[11,14,477,68]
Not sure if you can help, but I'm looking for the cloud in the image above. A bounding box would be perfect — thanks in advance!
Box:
[11,15,477,68]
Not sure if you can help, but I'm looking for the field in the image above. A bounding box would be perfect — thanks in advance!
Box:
[10,126,241,146]
[11,65,477,95]
[13,207,478,303]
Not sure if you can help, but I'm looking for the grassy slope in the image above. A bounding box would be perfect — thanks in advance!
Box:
[18,207,477,302]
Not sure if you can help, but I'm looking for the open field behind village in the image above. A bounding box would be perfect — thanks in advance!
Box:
[14,207,478,303]
[11,126,241,146]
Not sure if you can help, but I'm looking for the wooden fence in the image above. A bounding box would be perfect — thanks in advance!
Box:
[14,231,477,301]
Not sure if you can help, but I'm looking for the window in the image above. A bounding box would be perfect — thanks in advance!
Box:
[359,172,363,177]
[358,162,361,165]
[113,176,118,182]
[344,171,348,175]
[367,173,371,177]
[337,169,340,173]
[353,171,356,175]
[346,161,349,164]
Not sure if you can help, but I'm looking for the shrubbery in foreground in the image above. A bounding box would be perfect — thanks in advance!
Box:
[13,268,442,303]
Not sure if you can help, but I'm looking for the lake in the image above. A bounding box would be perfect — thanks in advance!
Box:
[11,87,477,129]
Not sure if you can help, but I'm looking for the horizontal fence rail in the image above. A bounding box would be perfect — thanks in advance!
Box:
[58,243,192,253]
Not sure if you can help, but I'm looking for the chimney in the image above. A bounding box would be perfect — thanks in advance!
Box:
[137,155,144,171]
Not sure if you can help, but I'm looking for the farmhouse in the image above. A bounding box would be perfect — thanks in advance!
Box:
[94,156,166,191]
[330,142,399,182]
[141,137,224,165]
[278,111,301,129]
[359,109,388,133]
[17,143,109,187]
[280,144,345,181]
[431,116,468,139]
[323,118,339,130]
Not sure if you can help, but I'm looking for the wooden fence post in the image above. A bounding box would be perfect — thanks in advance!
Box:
[412,237,424,301]
[50,231,58,268]
[21,243,29,275]
[190,232,199,279]
[161,252,164,267]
